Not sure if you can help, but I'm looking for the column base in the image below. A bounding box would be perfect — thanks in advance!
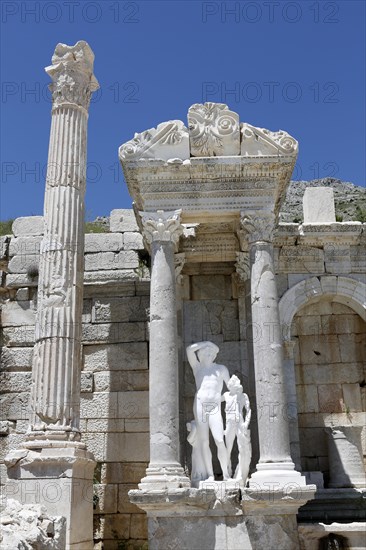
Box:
[4,444,95,549]
[139,464,191,490]
[249,461,308,489]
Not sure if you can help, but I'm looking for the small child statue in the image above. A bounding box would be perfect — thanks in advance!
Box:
[222,374,252,484]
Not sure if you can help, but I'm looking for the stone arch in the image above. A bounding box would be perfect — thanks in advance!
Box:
[279,276,366,341]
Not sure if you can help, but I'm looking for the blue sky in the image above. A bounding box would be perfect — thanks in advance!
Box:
[1,0,365,220]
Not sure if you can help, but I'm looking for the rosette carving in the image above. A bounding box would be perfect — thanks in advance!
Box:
[46,41,99,110]
[140,210,183,246]
[241,123,298,157]
[119,121,189,161]
[188,102,240,156]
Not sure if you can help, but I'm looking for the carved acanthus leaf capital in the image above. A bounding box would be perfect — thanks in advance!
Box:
[46,41,99,110]
[239,213,275,244]
[235,252,250,282]
[140,210,183,246]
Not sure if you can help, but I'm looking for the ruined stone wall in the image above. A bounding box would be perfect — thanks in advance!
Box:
[1,212,365,547]
[0,210,150,549]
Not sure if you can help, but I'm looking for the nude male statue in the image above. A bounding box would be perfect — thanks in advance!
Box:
[186,341,230,482]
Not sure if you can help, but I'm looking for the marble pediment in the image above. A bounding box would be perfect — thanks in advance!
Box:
[119,102,298,163]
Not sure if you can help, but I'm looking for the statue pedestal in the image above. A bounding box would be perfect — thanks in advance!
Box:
[5,445,95,550]
[129,484,316,550]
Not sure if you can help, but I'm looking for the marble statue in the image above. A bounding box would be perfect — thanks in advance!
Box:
[223,375,252,484]
[187,341,230,485]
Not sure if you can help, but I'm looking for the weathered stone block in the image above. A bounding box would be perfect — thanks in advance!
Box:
[2,326,35,347]
[1,300,36,326]
[295,362,363,386]
[299,334,341,365]
[4,273,38,288]
[297,384,319,413]
[12,216,44,237]
[299,427,328,457]
[350,245,366,272]
[92,296,149,324]
[303,187,336,223]
[81,432,106,461]
[82,322,146,344]
[8,254,40,274]
[8,236,42,257]
[124,418,149,432]
[342,383,362,411]
[110,209,139,232]
[86,418,124,432]
[118,391,149,419]
[321,314,365,334]
[338,333,365,362]
[191,275,232,300]
[85,232,123,253]
[118,484,143,513]
[324,245,351,274]
[318,384,344,413]
[0,372,32,393]
[93,513,130,540]
[93,484,118,514]
[80,392,118,419]
[105,433,149,462]
[292,315,321,337]
[277,246,324,273]
[0,347,33,369]
[93,371,149,392]
[85,251,139,271]
[101,462,147,484]
[130,513,148,540]
[0,432,25,460]
[83,342,148,372]
[123,232,144,250]
[84,269,139,284]
[80,372,93,392]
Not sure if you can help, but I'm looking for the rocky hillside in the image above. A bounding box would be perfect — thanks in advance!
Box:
[280,178,366,223]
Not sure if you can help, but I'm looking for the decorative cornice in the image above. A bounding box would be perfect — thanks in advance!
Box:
[119,101,297,163]
[241,123,298,157]
[140,210,183,246]
[45,41,99,111]
[119,121,189,162]
[239,213,276,244]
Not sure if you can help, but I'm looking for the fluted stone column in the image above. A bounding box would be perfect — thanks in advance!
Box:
[26,41,99,444]
[5,42,98,550]
[240,214,306,488]
[283,340,302,471]
[139,210,190,489]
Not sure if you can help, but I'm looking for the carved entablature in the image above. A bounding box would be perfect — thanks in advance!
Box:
[140,210,183,248]
[240,123,298,157]
[188,102,240,156]
[46,41,99,111]
[239,213,276,245]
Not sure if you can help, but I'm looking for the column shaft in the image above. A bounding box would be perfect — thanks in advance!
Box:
[139,210,190,489]
[27,41,99,444]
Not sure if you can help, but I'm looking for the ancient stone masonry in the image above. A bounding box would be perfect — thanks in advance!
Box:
[1,91,365,550]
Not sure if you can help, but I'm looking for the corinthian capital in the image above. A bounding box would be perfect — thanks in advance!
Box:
[239,213,275,244]
[140,210,183,247]
[46,41,99,110]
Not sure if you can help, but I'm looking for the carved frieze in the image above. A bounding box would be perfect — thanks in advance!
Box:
[46,41,99,110]
[188,102,240,157]
[181,232,238,262]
